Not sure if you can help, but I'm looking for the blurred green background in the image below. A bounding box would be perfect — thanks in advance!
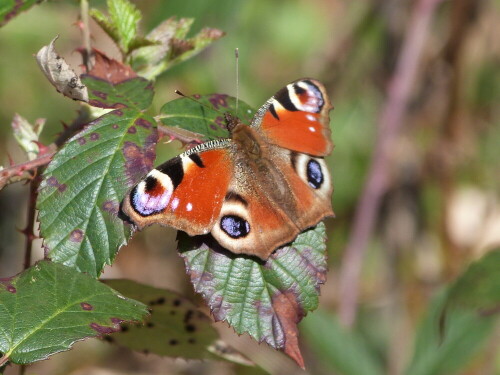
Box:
[1,0,499,374]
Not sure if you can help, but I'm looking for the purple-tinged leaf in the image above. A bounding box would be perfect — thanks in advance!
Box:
[179,222,328,368]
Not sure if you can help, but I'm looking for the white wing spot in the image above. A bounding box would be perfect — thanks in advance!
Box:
[306,114,316,121]
[309,126,316,132]
[171,197,179,210]
[186,202,193,211]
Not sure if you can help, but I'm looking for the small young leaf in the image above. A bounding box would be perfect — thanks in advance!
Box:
[130,17,224,80]
[179,222,328,368]
[0,0,42,27]
[37,108,158,277]
[158,94,254,141]
[0,261,147,365]
[11,114,45,160]
[90,0,142,55]
[36,37,89,102]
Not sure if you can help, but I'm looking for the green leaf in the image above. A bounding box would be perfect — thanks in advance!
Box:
[0,0,42,27]
[158,94,254,141]
[445,248,500,314]
[0,261,147,365]
[301,310,384,375]
[82,74,154,110]
[405,290,494,375]
[37,108,158,277]
[130,17,224,80]
[90,0,142,55]
[179,222,328,368]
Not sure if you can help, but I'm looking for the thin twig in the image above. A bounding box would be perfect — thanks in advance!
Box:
[338,0,444,327]
[80,0,92,72]
[0,153,54,190]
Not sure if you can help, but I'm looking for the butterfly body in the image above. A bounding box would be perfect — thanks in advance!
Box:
[120,79,334,259]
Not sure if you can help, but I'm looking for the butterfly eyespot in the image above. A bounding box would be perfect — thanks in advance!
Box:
[306,159,324,189]
[220,215,250,238]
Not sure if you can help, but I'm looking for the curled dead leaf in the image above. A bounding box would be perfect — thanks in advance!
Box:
[35,36,89,102]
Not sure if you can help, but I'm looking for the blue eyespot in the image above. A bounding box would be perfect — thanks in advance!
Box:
[307,159,323,189]
[220,215,250,238]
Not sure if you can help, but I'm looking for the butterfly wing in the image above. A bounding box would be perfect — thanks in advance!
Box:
[252,79,333,156]
[120,140,233,236]
[210,146,333,259]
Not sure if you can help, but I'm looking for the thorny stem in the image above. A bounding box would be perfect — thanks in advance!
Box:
[80,0,92,72]
[338,0,444,327]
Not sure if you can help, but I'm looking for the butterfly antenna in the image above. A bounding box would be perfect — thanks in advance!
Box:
[235,48,239,114]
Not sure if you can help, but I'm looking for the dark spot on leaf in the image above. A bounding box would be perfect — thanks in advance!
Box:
[146,322,154,328]
[46,176,59,187]
[121,324,129,332]
[188,338,196,344]
[77,137,86,145]
[183,310,193,323]
[149,297,165,306]
[135,118,152,129]
[90,132,100,141]
[92,90,108,99]
[90,322,119,335]
[210,124,218,130]
[169,339,178,346]
[111,317,124,324]
[208,94,228,109]
[127,126,137,134]
[122,135,158,186]
[112,124,119,129]
[102,200,118,215]
[185,324,196,332]
[81,302,93,310]
[58,184,67,192]
[88,99,107,108]
[70,229,84,242]
[114,110,124,116]
[6,285,16,293]
[145,82,154,91]
[214,116,225,129]
[173,299,181,307]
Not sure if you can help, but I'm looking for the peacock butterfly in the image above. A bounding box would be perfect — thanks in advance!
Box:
[120,79,334,260]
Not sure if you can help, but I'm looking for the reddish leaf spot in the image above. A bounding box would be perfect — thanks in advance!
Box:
[135,118,152,129]
[77,137,86,145]
[70,229,84,242]
[122,133,158,186]
[209,94,228,109]
[58,184,67,192]
[112,124,119,129]
[114,110,124,117]
[81,302,93,310]
[6,285,16,293]
[92,90,108,99]
[89,132,100,141]
[88,99,107,108]
[46,176,59,187]
[102,200,118,215]
[210,124,218,131]
[127,126,137,134]
[193,94,201,99]
[90,322,119,334]
[111,317,124,324]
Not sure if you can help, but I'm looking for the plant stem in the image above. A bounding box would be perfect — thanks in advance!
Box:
[338,0,444,327]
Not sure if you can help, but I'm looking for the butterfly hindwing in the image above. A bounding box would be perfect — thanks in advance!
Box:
[253,79,333,157]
